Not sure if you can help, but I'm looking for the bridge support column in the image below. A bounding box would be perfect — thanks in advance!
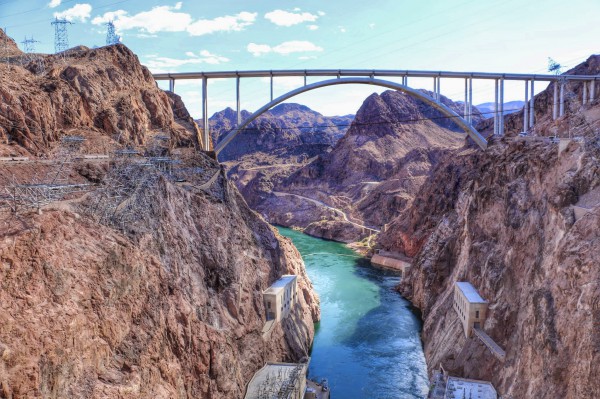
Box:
[559,81,565,117]
[552,81,558,120]
[436,76,440,101]
[270,74,274,101]
[583,82,588,105]
[169,78,175,92]
[499,78,504,136]
[433,77,437,101]
[202,76,209,151]
[464,78,468,121]
[494,79,499,135]
[304,74,307,86]
[402,76,407,86]
[236,76,241,126]
[529,80,535,128]
[524,80,529,130]
[591,80,596,102]
[468,78,472,124]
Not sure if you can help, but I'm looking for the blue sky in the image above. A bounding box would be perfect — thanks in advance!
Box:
[2,0,599,117]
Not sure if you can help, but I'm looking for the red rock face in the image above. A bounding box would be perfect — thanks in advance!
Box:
[0,33,318,399]
[0,157,319,399]
[0,43,202,157]
[378,57,600,398]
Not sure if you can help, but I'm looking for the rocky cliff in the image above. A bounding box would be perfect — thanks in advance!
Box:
[0,39,203,157]
[0,34,319,399]
[378,56,600,398]
[248,90,483,243]
[210,103,352,162]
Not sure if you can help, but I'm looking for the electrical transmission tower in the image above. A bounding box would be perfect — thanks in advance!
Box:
[51,17,73,54]
[20,36,44,71]
[21,36,39,53]
[105,21,120,46]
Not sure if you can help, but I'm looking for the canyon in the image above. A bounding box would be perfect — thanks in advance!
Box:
[217,90,484,244]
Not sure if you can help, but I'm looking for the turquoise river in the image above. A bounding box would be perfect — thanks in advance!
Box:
[278,227,429,398]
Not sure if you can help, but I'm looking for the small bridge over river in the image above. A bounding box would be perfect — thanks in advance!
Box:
[153,69,600,153]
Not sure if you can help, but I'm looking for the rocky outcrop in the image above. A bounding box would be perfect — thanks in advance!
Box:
[378,57,600,398]
[210,103,352,162]
[250,90,482,242]
[0,151,319,399]
[0,32,318,399]
[0,42,202,157]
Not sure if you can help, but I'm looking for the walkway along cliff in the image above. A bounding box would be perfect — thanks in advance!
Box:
[0,33,319,399]
[377,55,600,398]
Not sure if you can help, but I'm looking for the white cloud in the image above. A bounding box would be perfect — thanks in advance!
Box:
[92,5,191,33]
[143,50,229,71]
[92,5,255,36]
[369,23,376,29]
[54,3,92,22]
[48,0,61,8]
[298,55,317,60]
[186,11,257,36]
[338,26,347,33]
[317,11,325,16]
[247,40,323,57]
[247,43,272,57]
[308,25,318,31]
[264,9,319,27]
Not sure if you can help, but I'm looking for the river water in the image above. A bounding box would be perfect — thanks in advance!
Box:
[278,227,429,399]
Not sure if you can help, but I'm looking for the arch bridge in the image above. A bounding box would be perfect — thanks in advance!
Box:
[153,69,600,153]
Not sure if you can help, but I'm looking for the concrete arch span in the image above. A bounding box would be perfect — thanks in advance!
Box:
[214,77,488,155]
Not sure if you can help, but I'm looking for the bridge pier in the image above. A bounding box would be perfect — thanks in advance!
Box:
[169,78,175,92]
[559,81,565,117]
[493,79,498,135]
[236,75,241,126]
[552,81,558,121]
[524,80,530,129]
[529,79,535,128]
[498,78,504,136]
[468,78,472,124]
[270,74,274,101]
[202,76,209,151]
[583,81,588,105]
[464,78,468,121]
[591,80,596,102]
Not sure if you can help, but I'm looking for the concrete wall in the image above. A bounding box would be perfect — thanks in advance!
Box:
[371,254,411,277]
[263,276,298,322]
[453,285,488,337]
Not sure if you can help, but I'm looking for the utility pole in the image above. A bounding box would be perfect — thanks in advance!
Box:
[51,17,73,54]
[105,21,120,46]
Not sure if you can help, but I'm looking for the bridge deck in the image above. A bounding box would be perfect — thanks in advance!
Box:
[473,327,506,361]
[154,69,600,82]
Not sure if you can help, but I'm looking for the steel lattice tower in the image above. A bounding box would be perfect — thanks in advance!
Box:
[105,21,120,46]
[51,17,73,54]
[21,36,39,53]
